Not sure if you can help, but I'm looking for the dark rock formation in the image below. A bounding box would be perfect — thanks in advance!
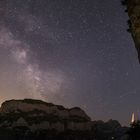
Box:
[0,99,91,131]
[123,0,140,62]
[0,99,93,140]
[92,120,128,140]
[0,99,128,140]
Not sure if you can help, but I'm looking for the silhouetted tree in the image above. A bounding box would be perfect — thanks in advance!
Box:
[127,120,140,140]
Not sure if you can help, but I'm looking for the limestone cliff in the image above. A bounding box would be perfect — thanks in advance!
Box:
[0,99,91,132]
[0,99,127,140]
[123,0,140,62]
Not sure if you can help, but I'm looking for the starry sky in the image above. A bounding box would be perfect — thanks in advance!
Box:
[0,0,140,126]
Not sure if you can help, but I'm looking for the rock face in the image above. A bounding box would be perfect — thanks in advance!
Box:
[124,0,140,62]
[0,99,90,120]
[0,99,91,132]
[0,99,128,140]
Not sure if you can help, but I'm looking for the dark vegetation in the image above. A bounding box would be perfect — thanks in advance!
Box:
[0,128,94,140]
[127,120,140,140]
[0,114,128,140]
[121,0,132,33]
[0,111,89,125]
[10,120,139,140]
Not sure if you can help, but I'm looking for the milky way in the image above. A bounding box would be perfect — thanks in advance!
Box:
[0,1,68,104]
[0,25,68,102]
[0,0,140,125]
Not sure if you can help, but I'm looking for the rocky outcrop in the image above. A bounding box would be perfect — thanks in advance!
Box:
[0,99,91,132]
[0,99,129,140]
[0,99,90,120]
[123,0,140,62]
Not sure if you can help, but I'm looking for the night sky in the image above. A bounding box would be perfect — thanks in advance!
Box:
[0,0,140,126]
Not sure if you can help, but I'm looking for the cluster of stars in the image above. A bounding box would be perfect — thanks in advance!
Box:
[0,0,140,126]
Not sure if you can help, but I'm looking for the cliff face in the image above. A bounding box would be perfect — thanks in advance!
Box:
[0,99,91,132]
[125,0,140,61]
[0,99,90,120]
[0,99,127,140]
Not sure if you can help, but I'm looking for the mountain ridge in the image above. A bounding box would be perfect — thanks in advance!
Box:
[0,99,129,140]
